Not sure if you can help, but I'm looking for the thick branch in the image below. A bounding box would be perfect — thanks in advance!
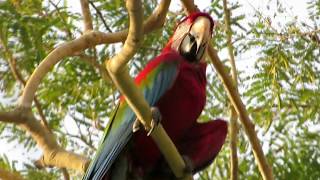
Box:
[1,0,171,176]
[180,0,273,179]
[20,31,115,108]
[0,109,26,123]
[0,38,51,132]
[80,0,93,32]
[106,0,191,179]
[0,108,90,172]
[20,110,89,172]
[223,1,239,180]
[0,169,24,180]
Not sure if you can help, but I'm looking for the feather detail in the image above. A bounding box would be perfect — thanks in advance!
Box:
[83,50,183,180]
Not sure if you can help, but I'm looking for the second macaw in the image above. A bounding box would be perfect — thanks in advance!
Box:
[83,12,228,180]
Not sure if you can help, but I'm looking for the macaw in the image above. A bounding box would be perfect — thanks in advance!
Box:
[83,12,228,180]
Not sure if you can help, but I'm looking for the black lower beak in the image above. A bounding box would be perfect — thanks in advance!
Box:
[180,41,198,62]
[179,33,203,63]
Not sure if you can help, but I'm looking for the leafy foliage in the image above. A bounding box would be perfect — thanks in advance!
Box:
[0,0,319,179]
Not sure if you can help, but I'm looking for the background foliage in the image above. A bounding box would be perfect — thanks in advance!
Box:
[0,0,319,179]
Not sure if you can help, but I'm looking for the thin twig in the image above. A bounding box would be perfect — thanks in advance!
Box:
[222,0,239,180]
[61,168,70,180]
[49,0,73,38]
[88,0,113,33]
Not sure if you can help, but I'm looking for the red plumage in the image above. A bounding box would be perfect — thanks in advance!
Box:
[108,12,227,179]
[128,12,227,178]
[130,53,227,177]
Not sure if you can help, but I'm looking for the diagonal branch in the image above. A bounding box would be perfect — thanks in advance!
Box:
[180,0,274,180]
[0,108,90,172]
[106,0,191,179]
[208,47,273,180]
[88,0,113,33]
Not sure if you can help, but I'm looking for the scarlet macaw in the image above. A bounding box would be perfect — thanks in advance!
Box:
[83,12,228,180]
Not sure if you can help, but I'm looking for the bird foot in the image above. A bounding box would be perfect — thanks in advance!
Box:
[132,107,162,136]
[182,155,194,175]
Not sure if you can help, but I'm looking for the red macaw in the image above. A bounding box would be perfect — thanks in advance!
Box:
[83,12,228,180]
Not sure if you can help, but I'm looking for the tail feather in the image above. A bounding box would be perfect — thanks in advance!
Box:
[83,107,135,180]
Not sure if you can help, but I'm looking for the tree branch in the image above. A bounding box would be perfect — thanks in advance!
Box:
[208,48,273,180]
[88,0,113,33]
[3,0,173,175]
[0,168,24,180]
[20,0,171,108]
[49,0,73,39]
[80,0,93,32]
[0,108,90,172]
[222,0,239,179]
[180,0,274,179]
[106,0,191,179]
[0,38,51,132]
[61,168,70,180]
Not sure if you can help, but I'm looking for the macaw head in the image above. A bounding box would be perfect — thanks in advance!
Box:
[164,12,215,63]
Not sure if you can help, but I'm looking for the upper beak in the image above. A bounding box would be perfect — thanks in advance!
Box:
[193,17,211,53]
[179,17,212,62]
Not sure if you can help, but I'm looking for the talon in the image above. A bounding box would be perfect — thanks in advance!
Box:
[182,155,194,174]
[147,107,162,136]
[132,118,142,133]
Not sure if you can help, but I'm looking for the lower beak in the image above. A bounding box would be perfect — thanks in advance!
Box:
[179,33,206,63]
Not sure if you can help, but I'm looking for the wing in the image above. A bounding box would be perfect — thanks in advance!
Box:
[83,50,182,180]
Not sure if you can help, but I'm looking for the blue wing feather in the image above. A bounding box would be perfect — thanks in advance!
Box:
[83,51,181,180]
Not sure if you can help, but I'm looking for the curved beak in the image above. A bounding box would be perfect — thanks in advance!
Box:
[179,17,212,62]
